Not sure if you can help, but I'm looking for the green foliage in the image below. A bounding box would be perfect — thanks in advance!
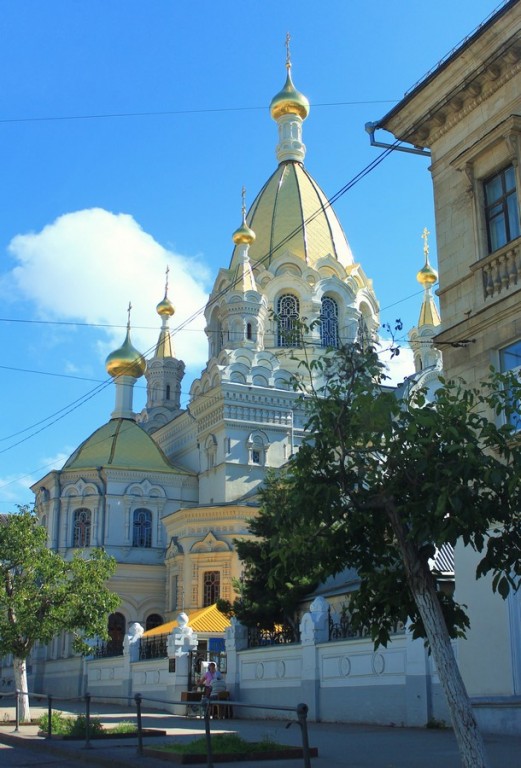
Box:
[157,733,286,755]
[426,717,448,729]
[67,714,104,738]
[37,711,104,737]
[37,710,68,734]
[254,340,521,647]
[217,477,319,630]
[109,720,137,734]
[0,506,120,660]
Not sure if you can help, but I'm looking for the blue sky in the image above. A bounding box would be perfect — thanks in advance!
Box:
[0,0,504,507]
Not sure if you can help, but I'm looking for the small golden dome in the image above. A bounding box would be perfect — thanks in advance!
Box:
[105,329,146,379]
[156,295,175,316]
[270,69,310,122]
[417,261,438,287]
[232,220,256,245]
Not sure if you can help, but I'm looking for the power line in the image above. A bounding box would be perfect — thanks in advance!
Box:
[0,142,403,456]
[0,100,399,126]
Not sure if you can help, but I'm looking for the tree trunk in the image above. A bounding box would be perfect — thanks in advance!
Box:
[13,657,31,723]
[386,504,490,768]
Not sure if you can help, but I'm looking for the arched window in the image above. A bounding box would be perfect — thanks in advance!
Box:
[357,315,371,350]
[132,508,152,548]
[72,508,91,548]
[146,613,163,631]
[203,571,220,607]
[247,430,268,466]
[209,309,223,358]
[277,294,301,347]
[166,384,171,400]
[246,322,253,340]
[320,297,339,348]
[107,612,125,655]
[205,434,217,470]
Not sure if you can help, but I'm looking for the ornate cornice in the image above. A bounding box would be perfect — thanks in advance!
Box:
[401,37,521,149]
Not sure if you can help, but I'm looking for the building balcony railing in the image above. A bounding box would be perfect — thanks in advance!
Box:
[91,640,123,658]
[328,607,405,642]
[139,635,168,660]
[247,624,300,648]
[480,240,521,300]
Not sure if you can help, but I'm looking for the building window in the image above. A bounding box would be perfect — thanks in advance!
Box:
[146,613,163,631]
[205,434,217,470]
[357,316,371,350]
[72,508,91,548]
[166,384,171,400]
[277,294,301,347]
[484,165,520,252]
[247,430,268,466]
[107,612,125,655]
[320,296,339,347]
[132,508,152,548]
[246,322,253,340]
[203,571,220,606]
[499,340,521,429]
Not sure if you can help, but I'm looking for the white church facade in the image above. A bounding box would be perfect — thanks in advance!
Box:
[26,53,383,688]
[5,31,509,733]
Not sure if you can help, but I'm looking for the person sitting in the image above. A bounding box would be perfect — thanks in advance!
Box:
[198,661,221,699]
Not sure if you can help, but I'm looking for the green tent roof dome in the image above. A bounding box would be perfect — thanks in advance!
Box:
[63,418,190,474]
[229,161,354,272]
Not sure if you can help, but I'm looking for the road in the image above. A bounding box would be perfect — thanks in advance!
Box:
[0,741,79,767]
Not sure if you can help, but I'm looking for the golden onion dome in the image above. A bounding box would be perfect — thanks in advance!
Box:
[156,295,175,317]
[417,260,438,287]
[270,68,310,122]
[232,219,256,246]
[105,329,146,379]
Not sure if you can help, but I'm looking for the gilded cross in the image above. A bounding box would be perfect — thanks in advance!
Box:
[241,186,247,221]
[285,32,291,70]
[422,227,430,258]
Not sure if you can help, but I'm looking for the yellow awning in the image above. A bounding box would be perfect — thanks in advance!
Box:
[143,604,231,637]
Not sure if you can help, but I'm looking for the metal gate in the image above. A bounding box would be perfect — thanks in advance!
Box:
[188,649,227,690]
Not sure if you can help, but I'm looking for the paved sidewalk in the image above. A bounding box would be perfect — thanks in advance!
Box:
[0,700,519,768]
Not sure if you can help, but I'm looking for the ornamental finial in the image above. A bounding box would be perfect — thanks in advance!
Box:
[422,227,430,260]
[285,32,291,70]
[164,265,170,298]
[126,301,132,331]
[241,186,247,222]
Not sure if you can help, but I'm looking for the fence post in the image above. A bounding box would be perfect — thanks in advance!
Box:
[296,703,311,768]
[45,694,52,739]
[134,693,143,756]
[84,692,92,749]
[203,700,214,768]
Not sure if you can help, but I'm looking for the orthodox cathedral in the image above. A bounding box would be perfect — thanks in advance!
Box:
[31,50,439,659]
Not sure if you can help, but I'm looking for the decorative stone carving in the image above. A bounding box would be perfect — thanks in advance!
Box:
[123,622,144,662]
[167,612,198,658]
[300,595,329,645]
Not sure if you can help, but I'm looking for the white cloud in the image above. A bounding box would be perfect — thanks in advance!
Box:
[6,208,211,370]
[379,341,415,387]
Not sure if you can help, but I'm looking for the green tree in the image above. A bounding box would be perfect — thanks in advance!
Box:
[255,341,520,768]
[0,507,120,722]
[217,475,319,636]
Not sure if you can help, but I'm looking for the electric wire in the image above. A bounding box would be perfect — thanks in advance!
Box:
[0,139,413,487]
[0,100,399,126]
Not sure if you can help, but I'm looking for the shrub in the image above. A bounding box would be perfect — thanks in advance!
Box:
[37,710,104,737]
[67,714,104,738]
